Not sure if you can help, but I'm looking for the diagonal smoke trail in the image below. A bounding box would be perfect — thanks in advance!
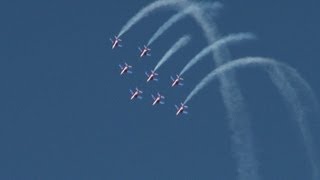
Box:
[183,57,320,180]
[153,35,191,71]
[117,0,185,37]
[179,32,256,76]
[186,5,261,180]
[147,2,223,46]
[267,66,320,180]
[117,1,261,179]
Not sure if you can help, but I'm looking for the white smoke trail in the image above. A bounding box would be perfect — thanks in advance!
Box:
[183,57,320,180]
[267,66,320,180]
[153,35,191,71]
[147,2,223,46]
[179,32,256,76]
[184,57,303,104]
[186,5,261,180]
[117,1,261,179]
[117,0,185,37]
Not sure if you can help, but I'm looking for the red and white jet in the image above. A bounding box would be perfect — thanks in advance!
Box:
[110,35,122,49]
[129,88,143,100]
[138,45,151,57]
[175,103,188,116]
[151,93,165,106]
[170,74,184,87]
[145,70,159,82]
[119,62,132,75]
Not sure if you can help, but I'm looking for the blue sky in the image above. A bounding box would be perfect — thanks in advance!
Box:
[1,0,319,179]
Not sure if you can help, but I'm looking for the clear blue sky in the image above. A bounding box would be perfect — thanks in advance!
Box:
[1,0,319,179]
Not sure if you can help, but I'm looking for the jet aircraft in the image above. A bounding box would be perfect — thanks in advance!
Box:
[138,45,151,57]
[119,62,132,75]
[171,75,184,87]
[151,93,165,106]
[130,88,143,100]
[110,36,122,49]
[175,103,188,115]
[145,70,159,82]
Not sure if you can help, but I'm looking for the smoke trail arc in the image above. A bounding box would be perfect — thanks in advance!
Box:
[117,1,261,179]
[267,67,320,180]
[184,57,317,105]
[183,57,320,180]
[153,35,191,71]
[117,0,185,38]
[179,32,256,76]
[147,2,223,46]
[186,5,261,180]
[117,0,220,42]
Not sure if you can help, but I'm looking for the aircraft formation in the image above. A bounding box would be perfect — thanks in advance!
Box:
[110,36,188,116]
[108,1,320,179]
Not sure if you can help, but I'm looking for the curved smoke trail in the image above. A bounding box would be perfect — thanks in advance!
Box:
[153,35,191,71]
[185,5,261,180]
[179,32,256,76]
[183,57,320,180]
[267,66,320,180]
[147,2,223,46]
[117,1,261,179]
[117,0,185,37]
